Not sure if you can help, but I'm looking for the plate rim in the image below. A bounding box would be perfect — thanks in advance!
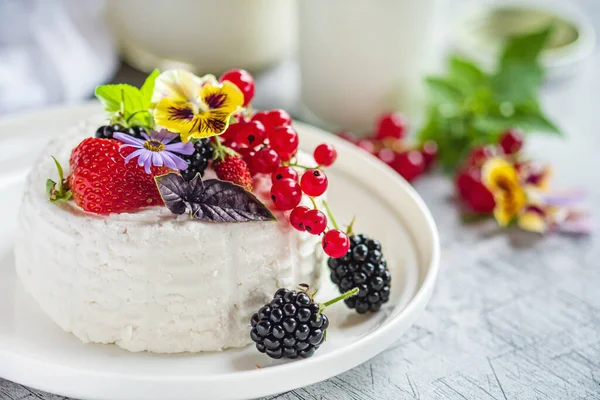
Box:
[0,103,440,400]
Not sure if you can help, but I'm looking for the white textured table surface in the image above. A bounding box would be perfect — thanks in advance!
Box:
[2,1,600,399]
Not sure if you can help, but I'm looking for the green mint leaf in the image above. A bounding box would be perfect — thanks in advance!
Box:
[492,63,544,103]
[424,77,464,105]
[95,84,143,115]
[140,69,160,108]
[500,27,552,68]
[448,56,487,93]
[46,179,57,198]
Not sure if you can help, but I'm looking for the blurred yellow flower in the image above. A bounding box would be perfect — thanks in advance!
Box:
[482,157,527,227]
[152,70,243,142]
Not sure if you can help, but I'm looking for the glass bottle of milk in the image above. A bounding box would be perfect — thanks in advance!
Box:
[298,0,442,133]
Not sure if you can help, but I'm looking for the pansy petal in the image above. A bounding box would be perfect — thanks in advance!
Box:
[200,81,244,113]
[160,151,181,170]
[538,190,587,206]
[518,210,547,233]
[151,69,203,103]
[124,148,146,164]
[165,140,195,155]
[113,132,144,147]
[154,98,199,140]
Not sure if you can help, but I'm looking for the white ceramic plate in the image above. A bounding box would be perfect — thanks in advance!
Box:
[0,104,439,400]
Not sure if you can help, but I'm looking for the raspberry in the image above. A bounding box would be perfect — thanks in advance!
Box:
[327,234,391,313]
[212,155,253,191]
[322,229,350,258]
[68,138,168,214]
[270,178,302,211]
[300,169,328,197]
[313,144,337,166]
[375,112,407,140]
[219,69,255,107]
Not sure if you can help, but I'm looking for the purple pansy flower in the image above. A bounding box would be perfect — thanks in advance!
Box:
[113,129,195,174]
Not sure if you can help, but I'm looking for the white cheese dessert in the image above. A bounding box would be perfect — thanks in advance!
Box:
[14,123,324,353]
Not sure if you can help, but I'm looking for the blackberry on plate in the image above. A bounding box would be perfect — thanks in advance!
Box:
[179,138,214,181]
[250,286,358,359]
[95,124,146,140]
[328,234,391,314]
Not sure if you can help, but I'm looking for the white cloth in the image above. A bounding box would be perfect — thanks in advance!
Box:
[0,0,117,114]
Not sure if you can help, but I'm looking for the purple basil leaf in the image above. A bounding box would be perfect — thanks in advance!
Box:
[192,179,275,223]
[185,173,205,203]
[155,173,188,215]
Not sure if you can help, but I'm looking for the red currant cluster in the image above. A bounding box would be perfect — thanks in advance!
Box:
[455,128,524,213]
[338,112,437,182]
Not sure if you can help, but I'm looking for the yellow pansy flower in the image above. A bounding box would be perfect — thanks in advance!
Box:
[482,157,527,227]
[152,70,244,142]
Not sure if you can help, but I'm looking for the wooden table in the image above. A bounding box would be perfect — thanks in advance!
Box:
[2,0,600,398]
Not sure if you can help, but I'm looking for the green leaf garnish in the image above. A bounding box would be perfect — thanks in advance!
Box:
[94,69,160,129]
[417,27,562,173]
[47,156,72,204]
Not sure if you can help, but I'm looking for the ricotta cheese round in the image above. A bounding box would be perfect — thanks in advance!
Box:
[14,122,324,353]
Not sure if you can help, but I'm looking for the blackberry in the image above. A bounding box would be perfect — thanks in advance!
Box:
[179,138,214,180]
[250,287,358,359]
[94,124,146,140]
[327,234,391,314]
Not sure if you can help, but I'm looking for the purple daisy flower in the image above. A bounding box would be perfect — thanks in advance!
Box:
[113,129,195,174]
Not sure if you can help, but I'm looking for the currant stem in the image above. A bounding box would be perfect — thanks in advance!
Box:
[309,196,318,210]
[321,287,359,309]
[289,163,313,170]
[322,200,339,230]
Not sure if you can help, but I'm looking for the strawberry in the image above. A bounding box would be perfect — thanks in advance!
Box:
[68,138,169,214]
[213,155,253,191]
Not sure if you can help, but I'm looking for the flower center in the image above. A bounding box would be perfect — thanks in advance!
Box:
[143,139,165,152]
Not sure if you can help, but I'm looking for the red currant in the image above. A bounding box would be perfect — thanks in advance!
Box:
[375,112,407,140]
[392,150,425,182]
[300,169,328,197]
[238,147,258,175]
[221,121,244,143]
[466,182,495,213]
[289,206,310,231]
[252,109,292,132]
[313,143,337,166]
[377,148,396,165]
[421,140,438,167]
[234,120,266,147]
[322,229,350,258]
[455,167,480,201]
[219,69,255,107]
[253,148,281,174]
[271,166,299,184]
[303,209,327,235]
[269,126,299,161]
[270,178,302,211]
[356,139,376,154]
[499,128,524,154]
[467,145,495,167]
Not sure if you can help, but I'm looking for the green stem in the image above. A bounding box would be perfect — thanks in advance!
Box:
[288,163,313,170]
[309,196,318,210]
[322,200,339,230]
[321,287,359,309]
